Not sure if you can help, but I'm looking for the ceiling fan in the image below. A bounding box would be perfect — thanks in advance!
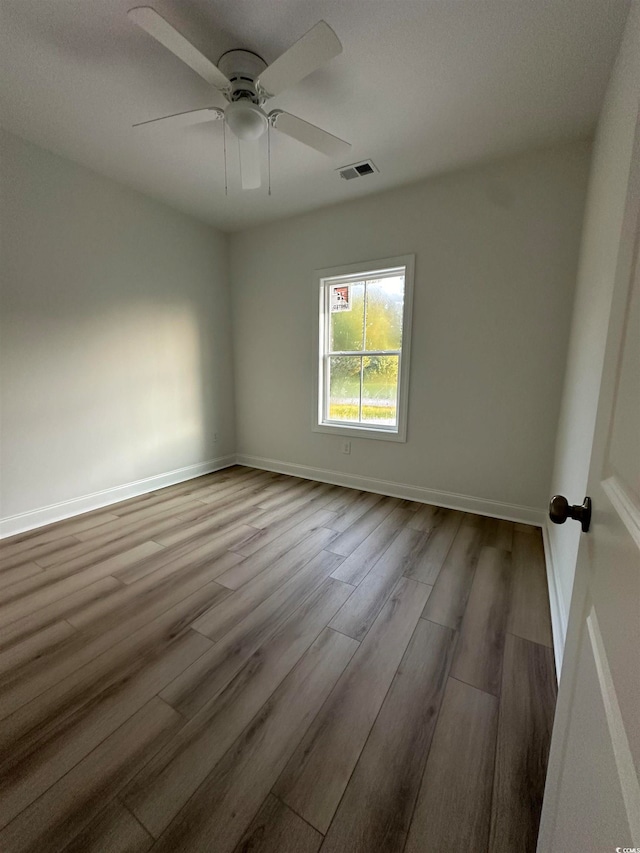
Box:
[128,7,351,190]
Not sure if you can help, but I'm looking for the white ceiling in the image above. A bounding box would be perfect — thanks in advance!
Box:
[0,0,630,231]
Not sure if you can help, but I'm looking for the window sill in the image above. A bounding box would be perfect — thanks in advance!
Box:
[313,422,407,443]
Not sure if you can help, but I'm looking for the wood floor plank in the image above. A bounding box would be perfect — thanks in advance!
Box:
[66,568,217,636]
[103,491,184,519]
[507,530,553,647]
[72,540,165,579]
[0,562,42,592]
[514,522,538,535]
[321,486,366,514]
[325,490,384,534]
[2,523,249,635]
[245,484,337,534]
[151,500,258,548]
[168,487,264,524]
[152,483,263,524]
[405,677,498,853]
[0,620,76,676]
[489,634,556,853]
[1,606,211,763]
[0,577,122,650]
[187,544,339,647]
[253,478,321,512]
[420,521,485,630]
[162,550,346,718]
[149,628,358,853]
[155,470,253,498]
[481,517,514,551]
[105,475,228,518]
[195,470,281,505]
[1,536,80,573]
[405,502,450,532]
[36,500,205,567]
[234,504,336,557]
[325,496,400,557]
[329,528,433,641]
[257,476,305,496]
[363,526,426,577]
[330,572,423,643]
[30,500,206,572]
[0,624,212,828]
[233,795,322,853]
[112,530,245,586]
[0,541,165,630]
[0,571,62,612]
[320,618,456,853]
[0,697,181,853]
[62,800,153,853]
[329,506,409,585]
[450,546,512,695]
[273,576,431,833]
[170,477,264,510]
[199,472,280,501]
[123,579,352,836]
[251,475,298,500]
[72,495,208,542]
[67,538,250,633]
[217,524,337,591]
[107,473,234,515]
[403,509,464,584]
[0,577,226,723]
[0,511,119,557]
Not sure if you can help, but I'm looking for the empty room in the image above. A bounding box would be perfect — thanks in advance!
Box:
[0,1,638,851]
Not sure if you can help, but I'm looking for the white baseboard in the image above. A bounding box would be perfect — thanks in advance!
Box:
[236,454,546,526]
[0,455,237,539]
[542,521,568,681]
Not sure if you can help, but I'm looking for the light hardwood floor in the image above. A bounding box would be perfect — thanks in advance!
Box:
[0,466,557,853]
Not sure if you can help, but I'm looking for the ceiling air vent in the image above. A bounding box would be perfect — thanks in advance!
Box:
[338,160,379,180]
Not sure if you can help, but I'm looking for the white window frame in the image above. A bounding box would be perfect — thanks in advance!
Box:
[313,254,414,443]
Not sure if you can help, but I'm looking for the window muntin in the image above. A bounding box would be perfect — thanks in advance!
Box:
[317,262,411,439]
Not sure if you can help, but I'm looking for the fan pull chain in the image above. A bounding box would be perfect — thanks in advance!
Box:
[223,120,228,196]
[267,121,272,196]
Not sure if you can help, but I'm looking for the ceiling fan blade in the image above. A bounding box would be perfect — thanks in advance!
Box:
[238,138,261,190]
[270,110,351,158]
[256,21,342,98]
[128,6,231,93]
[133,106,224,129]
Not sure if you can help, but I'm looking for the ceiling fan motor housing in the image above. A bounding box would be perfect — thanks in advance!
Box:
[217,49,267,104]
[217,50,269,141]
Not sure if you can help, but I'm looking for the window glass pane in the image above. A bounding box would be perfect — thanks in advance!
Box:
[362,355,398,425]
[328,356,361,422]
[365,276,404,351]
[329,282,365,352]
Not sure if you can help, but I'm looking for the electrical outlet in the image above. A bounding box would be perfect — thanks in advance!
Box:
[342,440,351,455]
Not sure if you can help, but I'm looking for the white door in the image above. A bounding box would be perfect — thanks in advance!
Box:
[537,116,640,852]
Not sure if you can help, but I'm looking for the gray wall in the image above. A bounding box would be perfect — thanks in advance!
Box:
[547,2,640,654]
[0,129,234,522]
[230,141,590,515]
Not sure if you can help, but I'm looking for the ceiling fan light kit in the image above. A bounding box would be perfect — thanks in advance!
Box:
[224,101,268,141]
[127,7,351,192]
